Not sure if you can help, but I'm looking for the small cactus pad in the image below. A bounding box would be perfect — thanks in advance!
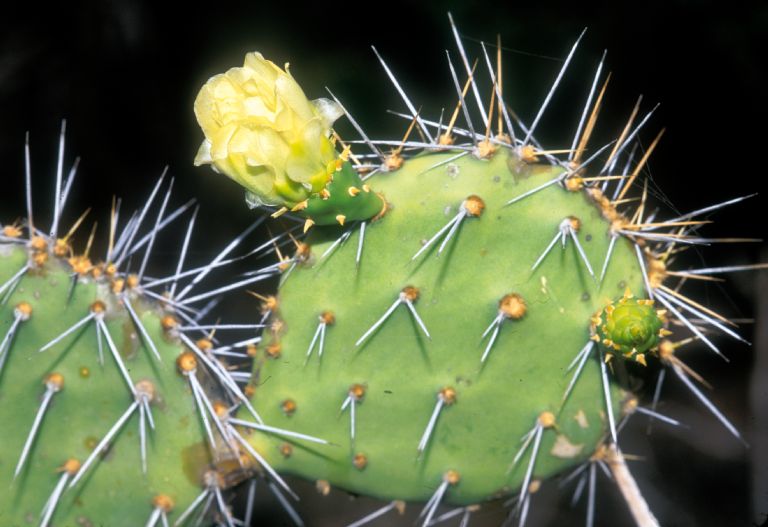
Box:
[248,149,646,505]
[0,245,212,525]
[592,289,666,364]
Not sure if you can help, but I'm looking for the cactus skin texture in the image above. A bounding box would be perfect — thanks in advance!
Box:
[0,244,208,526]
[249,150,647,505]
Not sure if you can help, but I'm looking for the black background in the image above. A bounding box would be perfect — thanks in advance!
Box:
[1,1,766,525]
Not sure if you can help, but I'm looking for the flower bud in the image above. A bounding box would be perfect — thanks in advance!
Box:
[194,52,343,208]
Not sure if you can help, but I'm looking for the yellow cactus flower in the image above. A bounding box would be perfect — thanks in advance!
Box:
[194,52,343,207]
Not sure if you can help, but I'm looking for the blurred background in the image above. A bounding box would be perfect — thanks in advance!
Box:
[1,1,766,525]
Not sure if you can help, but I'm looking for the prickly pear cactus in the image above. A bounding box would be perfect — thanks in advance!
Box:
[247,150,644,506]
[0,241,206,526]
[193,18,757,526]
[0,162,292,526]
[0,15,760,527]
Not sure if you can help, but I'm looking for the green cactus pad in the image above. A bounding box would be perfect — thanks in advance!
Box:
[0,246,211,526]
[248,149,646,505]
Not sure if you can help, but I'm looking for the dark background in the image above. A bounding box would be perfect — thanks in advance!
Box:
[1,1,766,525]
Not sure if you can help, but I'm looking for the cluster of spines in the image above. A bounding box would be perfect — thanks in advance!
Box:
[0,125,339,526]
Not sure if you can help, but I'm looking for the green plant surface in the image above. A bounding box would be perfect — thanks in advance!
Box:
[0,246,209,526]
[249,149,644,504]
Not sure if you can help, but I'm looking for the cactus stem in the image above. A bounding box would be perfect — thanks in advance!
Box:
[14,373,65,479]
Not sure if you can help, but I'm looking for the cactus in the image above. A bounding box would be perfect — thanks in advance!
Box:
[0,14,761,527]
[0,167,249,526]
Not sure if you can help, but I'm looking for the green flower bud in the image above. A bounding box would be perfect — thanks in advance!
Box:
[593,289,665,361]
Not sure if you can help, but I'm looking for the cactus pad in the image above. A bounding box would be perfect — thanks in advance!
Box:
[248,149,646,504]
